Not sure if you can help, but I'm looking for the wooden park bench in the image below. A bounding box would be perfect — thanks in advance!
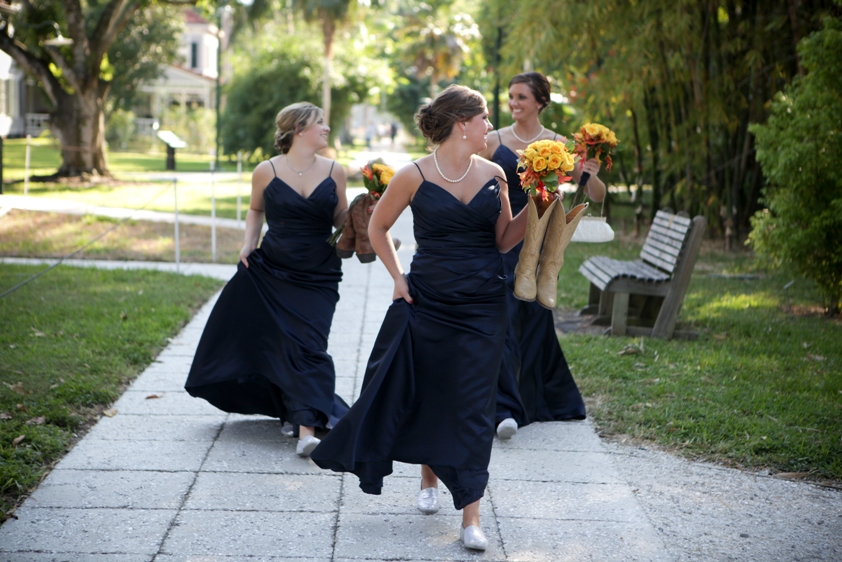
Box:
[578,210,706,339]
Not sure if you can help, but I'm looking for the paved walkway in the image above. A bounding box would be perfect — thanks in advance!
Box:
[2,165,840,559]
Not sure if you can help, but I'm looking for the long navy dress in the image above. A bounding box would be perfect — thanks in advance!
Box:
[491,131,586,426]
[311,165,507,510]
[185,162,347,430]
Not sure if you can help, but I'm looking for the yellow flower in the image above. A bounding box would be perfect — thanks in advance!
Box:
[560,152,575,172]
[532,156,548,172]
[524,148,539,160]
[547,153,563,170]
[380,171,394,185]
[549,142,563,154]
[584,123,602,137]
[538,146,552,157]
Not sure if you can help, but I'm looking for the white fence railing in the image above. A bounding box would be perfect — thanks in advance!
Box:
[25,113,50,137]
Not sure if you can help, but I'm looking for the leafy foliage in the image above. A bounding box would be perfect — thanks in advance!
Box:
[221,21,383,159]
[749,15,842,314]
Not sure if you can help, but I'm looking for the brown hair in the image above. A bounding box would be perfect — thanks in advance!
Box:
[508,72,552,112]
[414,85,487,146]
[273,102,323,154]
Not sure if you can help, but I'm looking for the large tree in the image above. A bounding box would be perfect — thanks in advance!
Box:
[0,1,193,177]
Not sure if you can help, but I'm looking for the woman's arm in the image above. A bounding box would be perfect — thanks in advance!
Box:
[239,161,271,268]
[494,173,528,253]
[368,165,418,302]
[570,158,606,202]
[331,161,349,228]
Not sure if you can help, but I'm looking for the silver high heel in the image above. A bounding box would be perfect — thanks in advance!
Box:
[460,524,488,550]
[417,487,440,514]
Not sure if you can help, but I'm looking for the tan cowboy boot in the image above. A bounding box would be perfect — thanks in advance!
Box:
[536,202,589,309]
[514,196,558,301]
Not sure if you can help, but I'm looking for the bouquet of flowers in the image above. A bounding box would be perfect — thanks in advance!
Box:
[572,123,619,171]
[361,161,395,199]
[516,139,576,204]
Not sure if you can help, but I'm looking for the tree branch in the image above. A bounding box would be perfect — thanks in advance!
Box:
[64,0,91,77]
[93,0,140,70]
[0,31,62,105]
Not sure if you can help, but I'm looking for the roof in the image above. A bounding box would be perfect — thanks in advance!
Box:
[184,9,208,25]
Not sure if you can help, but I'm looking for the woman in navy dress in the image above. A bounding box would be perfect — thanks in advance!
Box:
[311,85,527,551]
[185,102,349,458]
[478,72,606,440]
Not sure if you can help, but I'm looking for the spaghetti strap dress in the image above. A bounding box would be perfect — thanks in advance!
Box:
[311,165,507,510]
[185,161,348,430]
[491,131,586,425]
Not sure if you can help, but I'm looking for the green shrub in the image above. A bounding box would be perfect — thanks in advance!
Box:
[748,15,842,315]
[105,109,137,151]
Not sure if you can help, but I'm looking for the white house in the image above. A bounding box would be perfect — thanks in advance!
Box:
[0,8,219,139]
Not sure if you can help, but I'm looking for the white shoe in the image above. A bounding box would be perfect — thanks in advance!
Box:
[296,435,320,457]
[417,487,440,514]
[460,524,488,551]
[280,422,295,438]
[496,418,518,440]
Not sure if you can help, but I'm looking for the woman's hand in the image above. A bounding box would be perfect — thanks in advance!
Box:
[239,244,256,268]
[392,273,413,304]
[580,158,601,177]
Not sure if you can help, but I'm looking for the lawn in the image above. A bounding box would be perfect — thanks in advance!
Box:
[557,238,842,483]
[1,137,424,220]
[0,264,223,517]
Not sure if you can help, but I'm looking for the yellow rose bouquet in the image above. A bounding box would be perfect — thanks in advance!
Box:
[516,139,576,207]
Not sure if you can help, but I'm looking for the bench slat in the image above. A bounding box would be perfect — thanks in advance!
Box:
[653,212,692,227]
[645,230,684,252]
[640,249,676,272]
[649,222,689,243]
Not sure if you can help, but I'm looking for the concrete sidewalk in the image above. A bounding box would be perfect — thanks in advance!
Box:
[2,209,840,561]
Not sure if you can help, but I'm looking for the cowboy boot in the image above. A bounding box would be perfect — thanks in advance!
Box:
[350,194,377,263]
[514,196,558,302]
[535,202,589,309]
[335,215,357,259]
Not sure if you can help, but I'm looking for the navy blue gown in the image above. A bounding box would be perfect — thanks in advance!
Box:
[185,162,347,430]
[311,166,507,510]
[491,132,586,425]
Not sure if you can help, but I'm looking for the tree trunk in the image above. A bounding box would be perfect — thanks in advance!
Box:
[51,84,110,177]
[322,16,335,125]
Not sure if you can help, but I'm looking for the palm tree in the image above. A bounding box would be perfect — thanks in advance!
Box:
[293,0,356,124]
[398,3,479,99]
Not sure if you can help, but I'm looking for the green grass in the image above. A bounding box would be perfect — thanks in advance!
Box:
[2,138,422,219]
[557,239,842,480]
[0,264,223,516]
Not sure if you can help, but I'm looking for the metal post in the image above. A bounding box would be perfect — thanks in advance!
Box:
[215,9,223,170]
[237,151,243,227]
[174,178,180,272]
[210,161,217,263]
[492,26,503,130]
[24,135,31,196]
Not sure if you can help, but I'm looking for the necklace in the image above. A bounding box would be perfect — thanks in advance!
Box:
[284,155,317,176]
[433,147,473,183]
[511,123,545,144]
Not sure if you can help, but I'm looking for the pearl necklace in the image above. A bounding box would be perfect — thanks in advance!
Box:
[285,155,317,177]
[511,124,545,144]
[433,147,473,183]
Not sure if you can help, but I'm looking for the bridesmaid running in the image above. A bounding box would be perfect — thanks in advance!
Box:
[185,102,349,458]
[478,72,606,439]
[311,85,527,551]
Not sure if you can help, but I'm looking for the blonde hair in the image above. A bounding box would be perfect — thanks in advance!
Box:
[273,102,324,154]
[415,85,486,146]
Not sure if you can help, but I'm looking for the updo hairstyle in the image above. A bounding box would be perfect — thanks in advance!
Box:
[508,72,552,112]
[273,102,323,154]
[414,85,487,146]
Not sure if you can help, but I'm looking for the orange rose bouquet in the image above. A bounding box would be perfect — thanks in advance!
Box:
[360,161,395,199]
[572,123,619,173]
[516,139,576,205]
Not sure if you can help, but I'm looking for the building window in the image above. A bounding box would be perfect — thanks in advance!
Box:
[190,42,198,69]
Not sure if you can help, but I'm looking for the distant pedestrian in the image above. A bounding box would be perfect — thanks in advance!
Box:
[389,122,398,146]
[365,123,376,148]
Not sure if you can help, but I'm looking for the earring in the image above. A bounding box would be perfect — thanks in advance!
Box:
[462,133,467,139]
